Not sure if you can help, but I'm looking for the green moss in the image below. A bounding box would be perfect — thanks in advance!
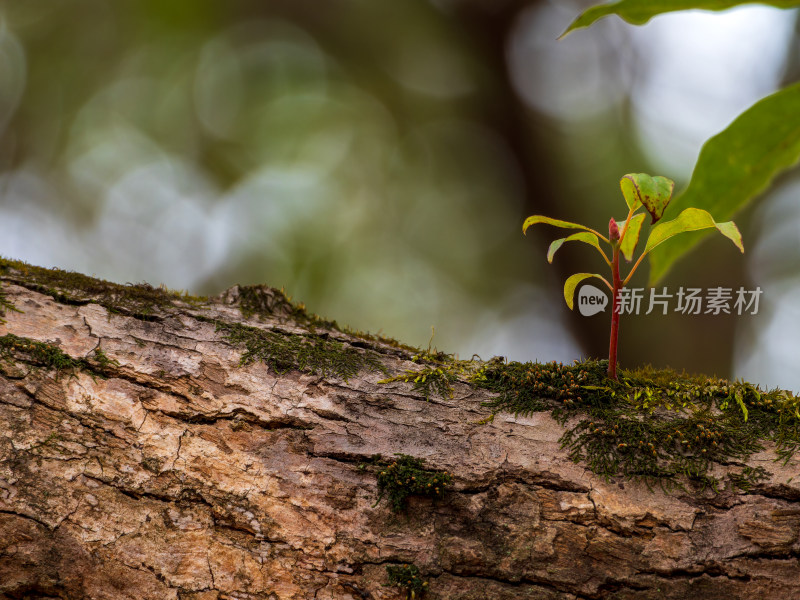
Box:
[0,334,121,380]
[472,358,603,411]
[215,321,386,381]
[237,285,337,328]
[378,347,480,400]
[0,285,22,324]
[473,359,799,492]
[42,431,62,445]
[2,257,417,358]
[374,454,453,512]
[379,365,460,400]
[92,348,120,370]
[386,563,428,598]
[0,333,84,376]
[0,256,205,319]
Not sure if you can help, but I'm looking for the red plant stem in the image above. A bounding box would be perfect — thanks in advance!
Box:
[608,244,621,380]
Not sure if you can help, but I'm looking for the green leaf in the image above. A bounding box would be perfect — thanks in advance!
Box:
[620,177,642,212]
[644,207,743,255]
[649,82,800,284]
[561,0,800,38]
[734,389,749,422]
[620,174,674,224]
[619,213,646,262]
[523,215,607,240]
[547,232,605,263]
[564,273,611,310]
[714,221,745,251]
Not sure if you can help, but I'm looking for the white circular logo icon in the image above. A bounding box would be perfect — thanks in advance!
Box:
[577,284,608,316]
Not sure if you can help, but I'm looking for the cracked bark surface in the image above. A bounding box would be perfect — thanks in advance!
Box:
[0,275,798,600]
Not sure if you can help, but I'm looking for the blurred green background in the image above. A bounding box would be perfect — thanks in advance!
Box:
[1,0,799,388]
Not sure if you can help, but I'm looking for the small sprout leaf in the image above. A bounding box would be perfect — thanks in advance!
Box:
[619,213,646,262]
[564,273,610,309]
[621,173,674,224]
[547,232,604,263]
[523,215,606,240]
[644,208,743,255]
[714,220,745,253]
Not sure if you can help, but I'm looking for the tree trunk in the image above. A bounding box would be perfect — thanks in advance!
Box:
[0,266,798,600]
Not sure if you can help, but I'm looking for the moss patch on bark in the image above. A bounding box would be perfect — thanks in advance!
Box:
[473,359,799,492]
[0,257,204,319]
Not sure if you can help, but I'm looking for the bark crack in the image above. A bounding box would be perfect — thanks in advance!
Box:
[0,508,51,531]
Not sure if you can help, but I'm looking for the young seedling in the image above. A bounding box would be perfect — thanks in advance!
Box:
[523,173,744,380]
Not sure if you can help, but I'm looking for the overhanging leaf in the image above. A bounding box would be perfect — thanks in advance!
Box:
[619,213,646,262]
[564,273,612,309]
[649,82,800,284]
[523,215,607,241]
[561,0,800,38]
[620,173,674,224]
[547,232,608,264]
[644,207,743,255]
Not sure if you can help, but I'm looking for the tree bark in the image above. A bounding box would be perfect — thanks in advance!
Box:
[0,268,798,600]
